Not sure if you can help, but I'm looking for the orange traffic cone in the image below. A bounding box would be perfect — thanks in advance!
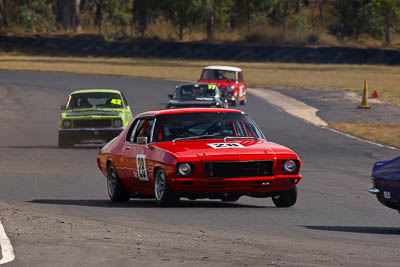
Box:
[359,80,370,109]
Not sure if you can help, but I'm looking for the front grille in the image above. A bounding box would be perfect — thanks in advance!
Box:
[73,119,112,128]
[204,160,274,178]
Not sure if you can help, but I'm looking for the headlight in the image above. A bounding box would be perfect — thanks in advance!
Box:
[282,160,298,174]
[177,163,193,177]
[114,119,123,127]
[62,120,71,128]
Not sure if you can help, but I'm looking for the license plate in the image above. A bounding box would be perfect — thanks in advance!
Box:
[384,191,391,199]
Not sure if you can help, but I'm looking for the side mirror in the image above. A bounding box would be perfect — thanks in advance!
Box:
[168,94,173,99]
[60,105,66,110]
[137,136,148,145]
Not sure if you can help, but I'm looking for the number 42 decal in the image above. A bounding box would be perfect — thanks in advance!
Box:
[110,99,122,105]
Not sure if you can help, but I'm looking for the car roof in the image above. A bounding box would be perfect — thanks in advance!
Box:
[70,89,122,95]
[203,66,242,72]
[137,108,244,117]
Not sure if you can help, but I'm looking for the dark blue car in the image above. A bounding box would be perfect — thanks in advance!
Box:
[369,156,400,213]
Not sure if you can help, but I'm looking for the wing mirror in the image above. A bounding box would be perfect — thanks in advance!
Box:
[168,94,173,99]
[137,136,148,146]
[60,105,66,110]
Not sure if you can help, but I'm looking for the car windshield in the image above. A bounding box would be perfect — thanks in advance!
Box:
[201,69,236,82]
[153,112,264,142]
[176,84,217,99]
[67,92,123,109]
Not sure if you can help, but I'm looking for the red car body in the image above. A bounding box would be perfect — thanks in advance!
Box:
[198,66,247,106]
[97,108,302,206]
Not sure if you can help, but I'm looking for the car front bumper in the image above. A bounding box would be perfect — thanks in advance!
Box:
[59,128,124,144]
[169,175,302,195]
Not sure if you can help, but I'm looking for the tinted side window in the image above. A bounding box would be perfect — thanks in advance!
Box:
[133,119,146,143]
[121,92,129,106]
[126,119,139,142]
[134,118,155,143]
[238,72,244,82]
[145,119,155,141]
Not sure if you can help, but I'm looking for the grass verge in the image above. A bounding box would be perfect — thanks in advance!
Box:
[0,53,399,148]
[329,123,400,148]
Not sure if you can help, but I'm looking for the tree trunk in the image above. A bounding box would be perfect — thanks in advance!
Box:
[0,0,7,28]
[246,0,250,32]
[384,7,391,45]
[179,23,183,40]
[62,0,81,33]
[206,0,215,41]
[318,0,324,25]
[95,0,103,34]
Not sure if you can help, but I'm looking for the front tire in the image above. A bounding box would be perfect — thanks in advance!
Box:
[221,194,240,202]
[58,134,72,148]
[240,95,247,105]
[154,169,179,205]
[223,100,229,108]
[107,164,130,202]
[272,185,297,207]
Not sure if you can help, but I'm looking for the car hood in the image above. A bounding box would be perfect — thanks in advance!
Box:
[65,109,121,117]
[154,139,296,161]
[372,156,400,180]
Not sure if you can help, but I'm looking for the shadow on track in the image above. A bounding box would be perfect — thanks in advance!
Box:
[302,225,400,236]
[28,199,268,208]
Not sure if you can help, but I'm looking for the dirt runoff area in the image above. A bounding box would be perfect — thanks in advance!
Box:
[0,200,398,267]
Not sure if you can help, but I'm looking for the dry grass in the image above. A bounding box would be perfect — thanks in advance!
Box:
[1,54,400,106]
[329,122,400,148]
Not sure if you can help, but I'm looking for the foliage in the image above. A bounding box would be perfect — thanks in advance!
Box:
[1,0,400,46]
[19,0,56,33]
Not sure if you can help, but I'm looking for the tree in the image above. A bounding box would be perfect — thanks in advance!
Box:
[61,0,81,32]
[231,0,270,32]
[133,0,158,38]
[328,0,370,41]
[104,0,133,38]
[368,0,400,45]
[267,0,299,38]
[160,0,203,40]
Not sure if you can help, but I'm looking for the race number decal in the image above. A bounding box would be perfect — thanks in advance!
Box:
[110,99,122,105]
[208,84,216,90]
[136,154,148,181]
[207,143,244,149]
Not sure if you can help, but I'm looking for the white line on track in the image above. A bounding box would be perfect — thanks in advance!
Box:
[249,88,399,151]
[0,221,15,265]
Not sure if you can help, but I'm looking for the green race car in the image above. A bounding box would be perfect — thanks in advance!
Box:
[59,89,133,148]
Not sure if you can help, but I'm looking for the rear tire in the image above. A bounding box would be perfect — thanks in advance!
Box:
[107,164,130,202]
[272,185,297,207]
[154,169,179,205]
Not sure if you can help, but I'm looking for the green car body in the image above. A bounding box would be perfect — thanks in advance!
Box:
[58,89,133,148]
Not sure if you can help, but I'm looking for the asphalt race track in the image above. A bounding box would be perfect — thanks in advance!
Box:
[0,70,400,266]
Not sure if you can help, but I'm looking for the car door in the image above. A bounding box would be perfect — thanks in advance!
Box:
[122,117,155,193]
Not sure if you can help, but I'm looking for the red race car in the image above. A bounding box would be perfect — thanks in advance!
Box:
[199,66,247,106]
[97,108,302,206]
